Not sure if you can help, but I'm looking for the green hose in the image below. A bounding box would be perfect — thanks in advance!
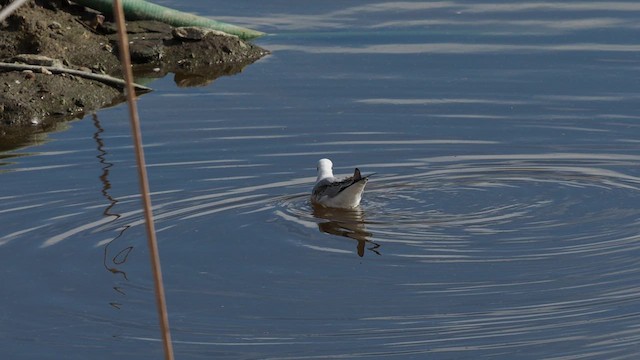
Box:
[73,0,265,40]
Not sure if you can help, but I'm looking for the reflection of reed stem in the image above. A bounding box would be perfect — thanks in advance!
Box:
[93,114,119,219]
[92,114,130,282]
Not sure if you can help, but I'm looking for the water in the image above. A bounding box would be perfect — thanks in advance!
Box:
[2,1,640,359]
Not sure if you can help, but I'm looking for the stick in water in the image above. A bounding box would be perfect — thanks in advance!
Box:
[112,1,175,359]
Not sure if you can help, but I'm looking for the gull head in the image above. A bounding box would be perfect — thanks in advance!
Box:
[316,158,334,181]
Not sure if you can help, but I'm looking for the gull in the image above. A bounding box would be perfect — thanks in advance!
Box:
[311,158,371,209]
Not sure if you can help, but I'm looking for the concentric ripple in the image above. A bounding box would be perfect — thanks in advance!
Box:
[17,152,640,358]
[276,153,640,261]
[264,152,640,357]
[35,152,640,262]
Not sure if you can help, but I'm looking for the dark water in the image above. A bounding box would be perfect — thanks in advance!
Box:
[2,1,640,359]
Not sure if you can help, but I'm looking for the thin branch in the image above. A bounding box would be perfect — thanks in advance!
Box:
[0,62,152,93]
[0,0,29,23]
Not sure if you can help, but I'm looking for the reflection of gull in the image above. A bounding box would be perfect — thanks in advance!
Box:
[313,206,380,257]
[311,158,372,209]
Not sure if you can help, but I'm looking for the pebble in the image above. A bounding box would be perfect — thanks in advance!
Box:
[23,70,36,80]
[49,21,62,30]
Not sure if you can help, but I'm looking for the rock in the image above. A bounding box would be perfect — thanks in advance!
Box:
[12,54,63,68]
[129,42,164,62]
[49,21,62,30]
[89,14,105,30]
[23,70,36,80]
[172,26,237,41]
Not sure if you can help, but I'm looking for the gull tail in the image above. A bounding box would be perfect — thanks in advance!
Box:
[353,168,362,181]
[353,168,376,181]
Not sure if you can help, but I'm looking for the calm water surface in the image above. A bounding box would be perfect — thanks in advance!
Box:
[2,1,640,359]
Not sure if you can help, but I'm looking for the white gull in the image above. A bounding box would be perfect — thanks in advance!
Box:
[311,158,371,209]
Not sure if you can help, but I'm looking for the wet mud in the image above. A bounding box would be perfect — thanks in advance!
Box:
[0,0,269,150]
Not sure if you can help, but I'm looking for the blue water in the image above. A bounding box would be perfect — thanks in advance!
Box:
[2,1,640,359]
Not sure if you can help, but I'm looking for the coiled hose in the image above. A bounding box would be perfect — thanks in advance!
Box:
[73,0,265,40]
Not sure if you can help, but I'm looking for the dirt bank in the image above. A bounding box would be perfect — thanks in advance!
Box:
[0,0,269,150]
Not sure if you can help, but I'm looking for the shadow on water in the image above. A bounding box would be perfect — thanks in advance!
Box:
[92,113,134,310]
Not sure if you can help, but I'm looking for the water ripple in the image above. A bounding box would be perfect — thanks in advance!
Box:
[274,153,640,265]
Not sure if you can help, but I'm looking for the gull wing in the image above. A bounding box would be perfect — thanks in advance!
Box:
[313,168,367,199]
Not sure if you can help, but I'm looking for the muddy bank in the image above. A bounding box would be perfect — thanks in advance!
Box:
[0,0,268,150]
